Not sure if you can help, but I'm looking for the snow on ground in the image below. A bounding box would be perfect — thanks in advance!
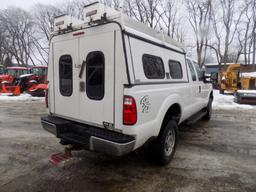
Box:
[240,72,256,78]
[237,90,256,93]
[0,93,44,101]
[213,89,256,110]
[0,90,255,110]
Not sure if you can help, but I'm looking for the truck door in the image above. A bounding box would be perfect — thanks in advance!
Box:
[78,31,115,128]
[193,63,211,106]
[53,39,80,119]
[187,59,202,113]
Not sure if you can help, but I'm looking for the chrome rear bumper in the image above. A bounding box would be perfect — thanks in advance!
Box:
[41,116,135,156]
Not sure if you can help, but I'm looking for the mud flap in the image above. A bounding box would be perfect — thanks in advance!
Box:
[49,152,72,165]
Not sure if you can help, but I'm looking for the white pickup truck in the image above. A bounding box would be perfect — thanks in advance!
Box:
[41,2,213,165]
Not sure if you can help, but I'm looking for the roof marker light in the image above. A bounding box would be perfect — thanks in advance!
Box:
[73,31,85,37]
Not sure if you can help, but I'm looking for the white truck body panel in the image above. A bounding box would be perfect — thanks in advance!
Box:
[52,38,80,119]
[44,2,213,155]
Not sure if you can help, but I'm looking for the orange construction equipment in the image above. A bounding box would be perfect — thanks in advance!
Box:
[0,82,21,96]
[27,83,48,97]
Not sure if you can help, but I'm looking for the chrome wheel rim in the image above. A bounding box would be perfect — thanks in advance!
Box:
[164,129,175,156]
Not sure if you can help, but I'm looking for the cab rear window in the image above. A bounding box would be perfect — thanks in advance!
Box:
[142,54,165,79]
[59,55,73,96]
[169,60,183,79]
[187,59,197,81]
[194,63,204,81]
[86,51,105,100]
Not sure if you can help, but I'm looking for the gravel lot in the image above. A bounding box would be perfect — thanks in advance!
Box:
[0,100,256,192]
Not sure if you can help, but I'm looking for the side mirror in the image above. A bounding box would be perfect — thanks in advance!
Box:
[203,73,212,84]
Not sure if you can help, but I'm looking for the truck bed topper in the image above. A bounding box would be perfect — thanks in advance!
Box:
[53,2,185,55]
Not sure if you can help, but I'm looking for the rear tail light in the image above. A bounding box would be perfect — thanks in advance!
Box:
[45,88,48,108]
[123,96,137,125]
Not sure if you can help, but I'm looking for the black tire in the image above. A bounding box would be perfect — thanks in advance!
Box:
[236,95,241,104]
[150,120,178,165]
[203,98,212,121]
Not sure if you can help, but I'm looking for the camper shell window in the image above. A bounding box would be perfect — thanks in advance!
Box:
[59,55,73,96]
[86,51,105,100]
[169,60,183,79]
[142,54,165,79]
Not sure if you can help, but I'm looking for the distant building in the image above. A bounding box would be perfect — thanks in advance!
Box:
[205,63,234,74]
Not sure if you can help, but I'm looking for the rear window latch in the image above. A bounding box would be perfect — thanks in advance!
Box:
[80,81,85,92]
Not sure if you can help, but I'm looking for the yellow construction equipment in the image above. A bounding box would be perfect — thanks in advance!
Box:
[239,73,256,90]
[218,64,256,94]
[219,64,240,94]
[234,71,256,104]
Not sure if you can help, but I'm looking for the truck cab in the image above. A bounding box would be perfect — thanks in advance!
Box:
[31,66,48,83]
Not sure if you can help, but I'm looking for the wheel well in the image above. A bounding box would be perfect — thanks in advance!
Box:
[161,103,181,131]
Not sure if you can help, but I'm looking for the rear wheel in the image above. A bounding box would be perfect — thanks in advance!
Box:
[236,95,241,104]
[151,120,178,165]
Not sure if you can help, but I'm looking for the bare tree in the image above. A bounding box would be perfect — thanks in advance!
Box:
[174,21,186,43]
[142,0,163,29]
[236,29,245,63]
[210,0,245,65]
[186,0,212,68]
[33,4,62,41]
[0,7,36,66]
[32,4,63,65]
[0,26,7,65]
[100,0,123,10]
[60,0,90,19]
[232,0,256,65]
[251,0,256,68]
[160,0,178,38]
[242,1,253,64]
[123,0,147,24]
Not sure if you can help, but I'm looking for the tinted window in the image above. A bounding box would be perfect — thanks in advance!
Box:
[187,59,197,81]
[86,51,104,100]
[169,60,183,79]
[194,63,204,81]
[59,55,73,96]
[142,54,165,79]
[32,68,47,75]
[7,69,27,76]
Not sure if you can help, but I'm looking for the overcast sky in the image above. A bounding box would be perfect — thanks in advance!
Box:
[0,0,66,10]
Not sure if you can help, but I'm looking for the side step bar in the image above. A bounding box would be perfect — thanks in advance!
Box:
[184,110,207,125]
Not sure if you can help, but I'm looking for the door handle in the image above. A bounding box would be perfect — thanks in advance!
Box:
[79,60,86,78]
[199,86,201,93]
